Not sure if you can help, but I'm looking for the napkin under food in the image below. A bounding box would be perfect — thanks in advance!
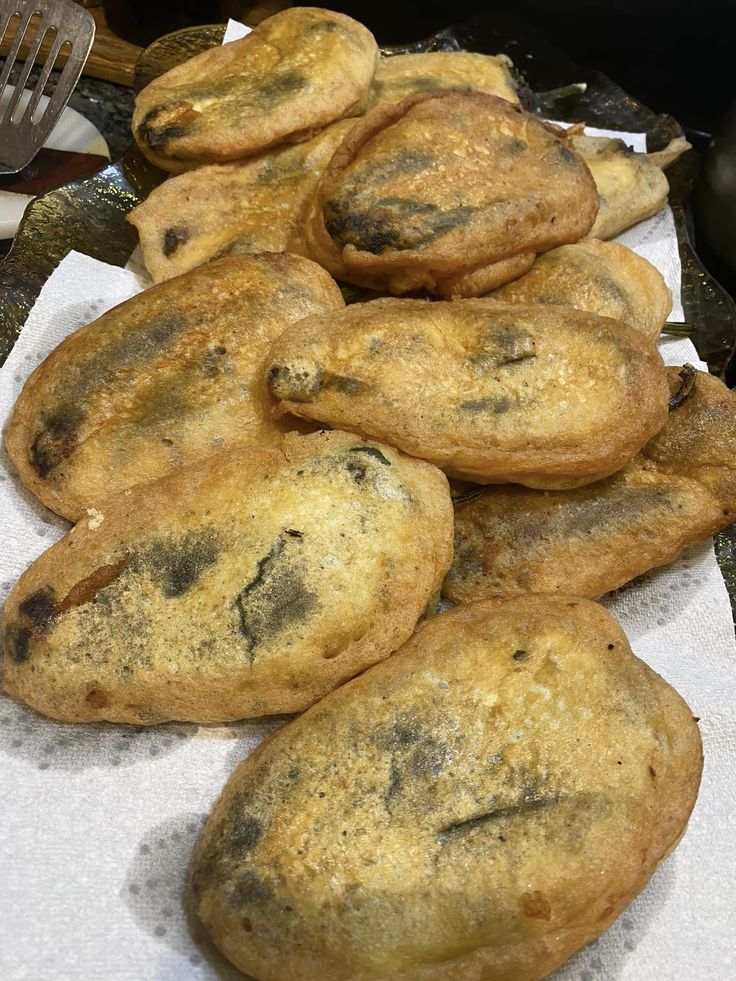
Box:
[1,123,734,981]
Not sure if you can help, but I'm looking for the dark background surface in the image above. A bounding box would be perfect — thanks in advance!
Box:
[324,0,736,294]
[329,0,733,141]
[3,0,735,294]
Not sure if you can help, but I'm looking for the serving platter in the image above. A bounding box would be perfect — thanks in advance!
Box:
[1,11,735,614]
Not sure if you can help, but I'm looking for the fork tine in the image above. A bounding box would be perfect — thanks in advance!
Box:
[0,7,19,47]
[0,5,38,109]
[0,0,95,172]
[22,29,64,126]
[4,16,53,126]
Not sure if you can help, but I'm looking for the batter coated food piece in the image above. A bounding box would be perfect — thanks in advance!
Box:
[305,91,599,295]
[491,240,671,342]
[445,367,735,604]
[128,121,356,283]
[267,297,669,487]
[353,50,520,114]
[1,431,453,724]
[572,134,690,239]
[132,8,378,172]
[5,253,344,520]
[190,595,702,981]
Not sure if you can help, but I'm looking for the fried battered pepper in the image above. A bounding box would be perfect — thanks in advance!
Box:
[191,595,701,981]
[267,297,669,487]
[6,254,343,520]
[305,90,598,296]
[491,239,671,342]
[572,134,690,239]
[132,8,378,172]
[128,121,355,282]
[445,367,736,603]
[1,431,453,724]
[353,50,520,114]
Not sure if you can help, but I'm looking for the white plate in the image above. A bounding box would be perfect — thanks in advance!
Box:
[0,84,110,239]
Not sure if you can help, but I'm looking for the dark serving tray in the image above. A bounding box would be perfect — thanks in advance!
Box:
[1,12,735,615]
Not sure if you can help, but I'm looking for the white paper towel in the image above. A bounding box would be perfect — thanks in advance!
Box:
[1,163,734,980]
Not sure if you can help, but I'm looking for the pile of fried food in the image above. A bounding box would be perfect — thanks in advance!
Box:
[2,7,728,980]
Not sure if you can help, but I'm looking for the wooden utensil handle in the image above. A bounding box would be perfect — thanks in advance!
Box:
[0,7,143,87]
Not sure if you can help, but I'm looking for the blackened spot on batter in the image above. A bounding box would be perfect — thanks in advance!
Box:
[230,871,272,907]
[234,536,318,662]
[327,374,360,394]
[506,138,527,156]
[138,108,188,151]
[361,149,436,185]
[346,460,367,484]
[389,718,422,748]
[327,198,478,254]
[471,326,537,372]
[409,77,443,91]
[162,227,189,257]
[202,345,228,378]
[558,143,576,164]
[409,739,448,777]
[530,486,672,541]
[308,19,339,31]
[228,815,263,855]
[31,403,85,477]
[285,529,303,539]
[142,531,220,598]
[19,588,57,630]
[348,447,390,466]
[593,276,629,306]
[385,759,402,802]
[254,71,308,108]
[9,625,32,663]
[30,315,188,475]
[513,649,529,661]
[460,396,512,414]
[268,363,323,402]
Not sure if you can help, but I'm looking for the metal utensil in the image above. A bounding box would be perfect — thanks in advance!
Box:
[0,0,95,173]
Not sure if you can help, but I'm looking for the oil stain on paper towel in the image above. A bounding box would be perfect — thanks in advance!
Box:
[0,694,196,770]
[124,812,248,979]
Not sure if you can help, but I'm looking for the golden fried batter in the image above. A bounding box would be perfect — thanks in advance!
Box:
[1,431,453,724]
[267,297,669,487]
[571,134,690,239]
[128,121,355,283]
[6,253,343,520]
[491,240,671,341]
[132,8,378,172]
[445,367,736,604]
[305,91,598,295]
[191,595,702,981]
[438,252,537,301]
[353,50,520,114]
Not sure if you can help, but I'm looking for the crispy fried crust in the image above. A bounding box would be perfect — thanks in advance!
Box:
[191,595,702,981]
[267,297,669,487]
[305,91,598,295]
[1,431,453,724]
[571,134,669,239]
[438,253,536,300]
[352,50,520,114]
[132,8,378,172]
[445,368,736,603]
[128,121,356,282]
[5,254,344,520]
[491,240,671,341]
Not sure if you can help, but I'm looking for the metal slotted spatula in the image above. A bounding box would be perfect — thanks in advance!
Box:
[0,0,95,173]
